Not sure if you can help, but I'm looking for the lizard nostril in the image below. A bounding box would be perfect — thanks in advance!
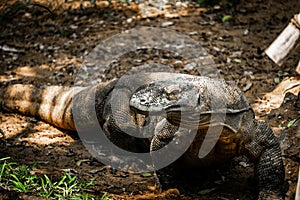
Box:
[140,98,147,104]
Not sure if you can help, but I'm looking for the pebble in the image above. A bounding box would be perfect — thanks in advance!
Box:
[232,51,243,56]
[175,2,188,8]
[161,21,174,27]
[188,31,198,35]
[39,44,44,50]
[243,29,249,36]
[243,71,253,76]
[69,25,78,29]
[213,46,221,52]
[183,63,196,71]
[242,82,253,92]
[97,1,109,7]
[239,161,249,167]
[89,168,102,174]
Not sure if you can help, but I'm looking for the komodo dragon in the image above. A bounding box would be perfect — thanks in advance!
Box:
[130,72,285,199]
[0,72,284,199]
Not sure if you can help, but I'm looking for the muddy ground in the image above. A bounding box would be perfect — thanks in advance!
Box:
[0,0,299,199]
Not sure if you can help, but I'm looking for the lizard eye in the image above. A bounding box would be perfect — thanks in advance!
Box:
[135,84,150,93]
[164,85,181,100]
[164,85,180,94]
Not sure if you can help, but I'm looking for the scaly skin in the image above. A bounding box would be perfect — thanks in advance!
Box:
[130,73,285,199]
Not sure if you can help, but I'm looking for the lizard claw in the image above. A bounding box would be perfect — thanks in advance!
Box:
[154,182,163,194]
[153,171,163,194]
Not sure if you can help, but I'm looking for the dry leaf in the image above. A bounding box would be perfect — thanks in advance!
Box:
[252,77,300,115]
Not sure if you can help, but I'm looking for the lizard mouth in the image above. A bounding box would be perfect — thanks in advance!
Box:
[129,105,167,116]
[130,105,149,115]
[166,106,212,129]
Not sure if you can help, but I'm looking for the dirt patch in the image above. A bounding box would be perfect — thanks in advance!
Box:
[0,0,299,199]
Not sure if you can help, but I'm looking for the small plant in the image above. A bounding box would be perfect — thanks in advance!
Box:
[0,157,102,199]
[279,117,299,129]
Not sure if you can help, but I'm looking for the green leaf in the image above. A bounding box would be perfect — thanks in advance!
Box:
[101,192,110,200]
[0,157,10,161]
[279,118,299,129]
[233,58,242,63]
[76,159,90,166]
[222,15,233,22]
[141,172,152,177]
[278,125,286,129]
[274,77,281,84]
[287,118,299,128]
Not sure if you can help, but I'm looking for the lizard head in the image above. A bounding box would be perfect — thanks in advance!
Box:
[129,80,209,128]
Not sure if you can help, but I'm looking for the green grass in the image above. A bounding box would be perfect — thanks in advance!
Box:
[279,117,299,129]
[0,157,109,200]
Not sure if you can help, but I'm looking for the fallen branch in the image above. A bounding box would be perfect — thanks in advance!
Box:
[265,13,300,66]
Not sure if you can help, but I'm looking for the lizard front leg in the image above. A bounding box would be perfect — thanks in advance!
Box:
[101,86,148,153]
[150,119,179,192]
[150,119,196,192]
[244,120,285,200]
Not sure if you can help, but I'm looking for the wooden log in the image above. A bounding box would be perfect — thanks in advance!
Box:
[265,14,300,66]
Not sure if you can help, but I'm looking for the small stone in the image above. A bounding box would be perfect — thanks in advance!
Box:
[239,161,249,167]
[89,168,101,174]
[69,25,78,29]
[213,47,220,52]
[213,5,221,10]
[174,60,183,67]
[243,71,253,76]
[232,51,243,56]
[175,2,182,8]
[242,82,252,92]
[161,21,174,27]
[188,31,198,35]
[183,63,196,71]
[243,29,249,36]
[97,1,109,7]
[127,18,133,23]
[24,13,31,18]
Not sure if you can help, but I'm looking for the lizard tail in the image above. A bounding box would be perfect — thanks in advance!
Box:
[0,84,84,130]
